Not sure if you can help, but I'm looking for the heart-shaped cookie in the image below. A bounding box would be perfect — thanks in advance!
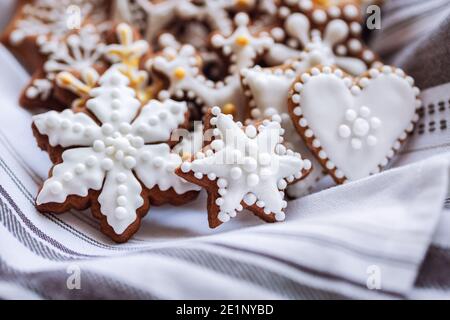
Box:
[288,65,421,184]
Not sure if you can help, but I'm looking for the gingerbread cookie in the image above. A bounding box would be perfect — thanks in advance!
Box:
[32,67,200,242]
[176,107,312,227]
[288,65,421,184]
[2,0,111,109]
[148,13,273,120]
[241,64,326,196]
[265,0,376,73]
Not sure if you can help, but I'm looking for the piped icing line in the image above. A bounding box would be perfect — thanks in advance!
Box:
[32,67,200,241]
[105,23,158,104]
[265,2,378,72]
[147,13,273,119]
[240,63,327,197]
[23,24,107,103]
[113,0,252,44]
[287,65,421,184]
[176,107,312,227]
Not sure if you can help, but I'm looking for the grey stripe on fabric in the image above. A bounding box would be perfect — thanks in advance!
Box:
[208,242,404,299]
[149,246,348,300]
[415,245,450,289]
[247,230,417,267]
[0,259,158,300]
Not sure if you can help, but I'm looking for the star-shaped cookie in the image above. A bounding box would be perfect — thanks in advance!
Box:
[176,107,312,227]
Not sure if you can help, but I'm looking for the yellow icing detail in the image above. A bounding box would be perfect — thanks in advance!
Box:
[181,152,192,161]
[313,0,331,7]
[174,67,186,80]
[222,103,236,116]
[235,35,249,46]
[235,0,250,7]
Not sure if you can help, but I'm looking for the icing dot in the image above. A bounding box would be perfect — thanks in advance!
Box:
[304,159,312,170]
[278,179,287,190]
[312,139,321,148]
[60,119,70,130]
[351,138,362,150]
[112,99,121,110]
[101,159,114,171]
[371,117,381,129]
[318,150,327,159]
[312,10,327,24]
[245,125,257,138]
[243,193,256,205]
[101,124,114,135]
[181,162,191,173]
[235,35,249,46]
[63,172,73,182]
[353,118,370,137]
[148,116,158,126]
[259,153,271,166]
[115,207,128,220]
[326,161,335,170]
[85,156,98,167]
[173,67,186,80]
[275,212,285,222]
[217,178,228,188]
[194,172,203,179]
[305,129,313,138]
[93,140,105,152]
[117,185,128,195]
[218,212,230,223]
[119,123,132,134]
[72,123,83,133]
[117,196,127,206]
[116,173,127,183]
[159,111,168,120]
[211,140,224,151]
[359,106,371,117]
[243,157,257,172]
[344,4,358,18]
[367,135,377,146]
[50,181,63,195]
[215,198,224,206]
[230,167,242,180]
[299,118,308,127]
[293,107,302,116]
[247,174,259,187]
[345,109,357,121]
[74,164,86,174]
[335,170,344,179]
[256,200,265,208]
[294,83,303,92]
[339,125,351,138]
[111,88,121,98]
[152,157,164,168]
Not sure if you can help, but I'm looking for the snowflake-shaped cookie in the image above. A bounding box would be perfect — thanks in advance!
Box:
[25,25,106,104]
[265,4,377,74]
[177,107,311,227]
[33,67,200,242]
[338,106,381,150]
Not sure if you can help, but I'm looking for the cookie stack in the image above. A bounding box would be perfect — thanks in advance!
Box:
[1,0,421,242]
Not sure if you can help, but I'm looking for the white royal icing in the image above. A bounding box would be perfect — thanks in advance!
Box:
[180,107,310,223]
[241,65,324,196]
[33,67,199,235]
[25,25,106,101]
[290,66,421,182]
[149,13,273,118]
[266,12,371,75]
